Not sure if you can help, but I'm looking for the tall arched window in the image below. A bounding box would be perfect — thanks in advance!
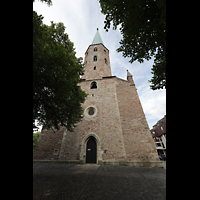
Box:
[94,56,97,61]
[90,81,97,89]
[94,47,97,51]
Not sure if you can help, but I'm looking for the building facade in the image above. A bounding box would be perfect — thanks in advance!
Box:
[150,115,166,156]
[33,29,162,167]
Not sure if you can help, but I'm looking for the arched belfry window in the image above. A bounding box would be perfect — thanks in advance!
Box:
[94,56,97,61]
[94,47,97,51]
[90,81,97,89]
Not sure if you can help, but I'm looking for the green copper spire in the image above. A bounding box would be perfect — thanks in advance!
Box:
[92,28,104,45]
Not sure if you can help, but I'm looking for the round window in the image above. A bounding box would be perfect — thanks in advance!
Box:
[88,107,95,115]
[85,106,97,117]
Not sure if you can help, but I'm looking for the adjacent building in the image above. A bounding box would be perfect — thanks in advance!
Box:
[150,115,166,156]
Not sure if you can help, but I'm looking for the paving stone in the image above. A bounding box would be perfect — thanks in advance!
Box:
[33,163,166,200]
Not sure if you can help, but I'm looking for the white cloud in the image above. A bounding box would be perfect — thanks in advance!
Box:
[137,83,166,129]
[33,0,166,130]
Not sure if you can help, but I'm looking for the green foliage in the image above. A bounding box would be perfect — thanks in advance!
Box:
[99,0,166,90]
[33,8,87,132]
[33,132,40,148]
[33,0,52,6]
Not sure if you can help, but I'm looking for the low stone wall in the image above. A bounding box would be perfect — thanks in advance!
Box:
[33,160,80,164]
[98,160,163,168]
[33,160,163,168]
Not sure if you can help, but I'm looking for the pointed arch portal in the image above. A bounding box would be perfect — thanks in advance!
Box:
[80,133,102,164]
[86,137,97,163]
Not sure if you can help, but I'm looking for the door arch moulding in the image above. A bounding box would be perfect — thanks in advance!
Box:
[80,132,102,163]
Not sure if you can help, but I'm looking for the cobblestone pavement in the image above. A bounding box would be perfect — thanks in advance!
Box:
[33,163,166,200]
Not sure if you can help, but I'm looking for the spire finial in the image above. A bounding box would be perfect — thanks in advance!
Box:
[127,69,134,83]
[127,69,132,77]
[92,28,103,45]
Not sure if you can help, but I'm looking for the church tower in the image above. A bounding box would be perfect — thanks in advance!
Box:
[33,29,162,168]
[82,28,111,80]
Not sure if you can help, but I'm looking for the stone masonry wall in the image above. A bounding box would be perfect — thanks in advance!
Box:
[33,127,65,160]
[82,44,111,80]
[59,77,126,162]
[33,77,159,162]
[115,78,159,162]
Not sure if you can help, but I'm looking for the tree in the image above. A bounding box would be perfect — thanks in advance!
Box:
[33,0,52,6]
[33,1,87,132]
[33,132,40,148]
[99,0,166,90]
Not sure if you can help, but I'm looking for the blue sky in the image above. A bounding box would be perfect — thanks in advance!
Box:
[33,0,166,131]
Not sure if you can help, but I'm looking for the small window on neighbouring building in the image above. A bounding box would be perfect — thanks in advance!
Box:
[94,56,97,61]
[104,49,106,52]
[91,81,97,89]
[161,126,163,130]
[94,47,97,51]
[94,66,96,70]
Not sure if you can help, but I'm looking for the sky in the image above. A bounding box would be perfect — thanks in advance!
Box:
[33,0,166,132]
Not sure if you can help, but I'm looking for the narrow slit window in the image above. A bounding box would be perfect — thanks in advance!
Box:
[105,58,107,64]
[94,56,97,61]
[94,66,96,70]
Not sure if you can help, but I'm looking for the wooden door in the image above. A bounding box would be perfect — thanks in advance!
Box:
[86,138,97,163]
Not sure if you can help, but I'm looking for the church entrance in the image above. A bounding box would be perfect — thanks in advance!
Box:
[86,137,97,163]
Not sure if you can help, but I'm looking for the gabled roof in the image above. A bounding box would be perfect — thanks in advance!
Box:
[92,28,104,45]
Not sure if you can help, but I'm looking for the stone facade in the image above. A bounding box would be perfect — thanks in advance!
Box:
[82,43,111,80]
[33,31,161,167]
